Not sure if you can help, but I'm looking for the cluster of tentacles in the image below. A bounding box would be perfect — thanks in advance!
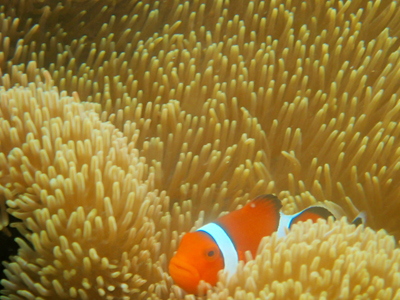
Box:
[1,0,400,299]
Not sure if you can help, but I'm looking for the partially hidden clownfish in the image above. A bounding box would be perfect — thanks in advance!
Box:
[169,194,365,294]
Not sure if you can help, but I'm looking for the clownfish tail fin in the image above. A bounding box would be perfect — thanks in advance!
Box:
[351,211,366,226]
[290,206,335,227]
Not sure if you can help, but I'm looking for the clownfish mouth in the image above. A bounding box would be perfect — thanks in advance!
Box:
[169,257,200,294]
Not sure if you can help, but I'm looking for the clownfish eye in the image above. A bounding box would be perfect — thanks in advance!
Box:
[204,247,219,261]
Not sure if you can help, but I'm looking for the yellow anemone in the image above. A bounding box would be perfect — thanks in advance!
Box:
[1,0,400,299]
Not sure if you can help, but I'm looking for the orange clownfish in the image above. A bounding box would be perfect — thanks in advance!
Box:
[169,194,365,294]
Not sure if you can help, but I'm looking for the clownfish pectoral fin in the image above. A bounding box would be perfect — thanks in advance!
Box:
[289,206,335,228]
[351,211,366,226]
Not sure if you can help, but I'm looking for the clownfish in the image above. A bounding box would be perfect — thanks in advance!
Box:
[169,194,365,294]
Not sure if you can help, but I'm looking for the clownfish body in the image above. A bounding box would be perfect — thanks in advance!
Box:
[169,194,365,294]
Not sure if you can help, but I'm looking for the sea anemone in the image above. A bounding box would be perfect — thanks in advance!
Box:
[214,219,400,300]
[1,0,400,299]
[0,81,174,299]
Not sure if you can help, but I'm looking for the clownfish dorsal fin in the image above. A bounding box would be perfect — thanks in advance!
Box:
[215,194,283,259]
[289,206,335,228]
[249,194,282,216]
[351,211,366,226]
